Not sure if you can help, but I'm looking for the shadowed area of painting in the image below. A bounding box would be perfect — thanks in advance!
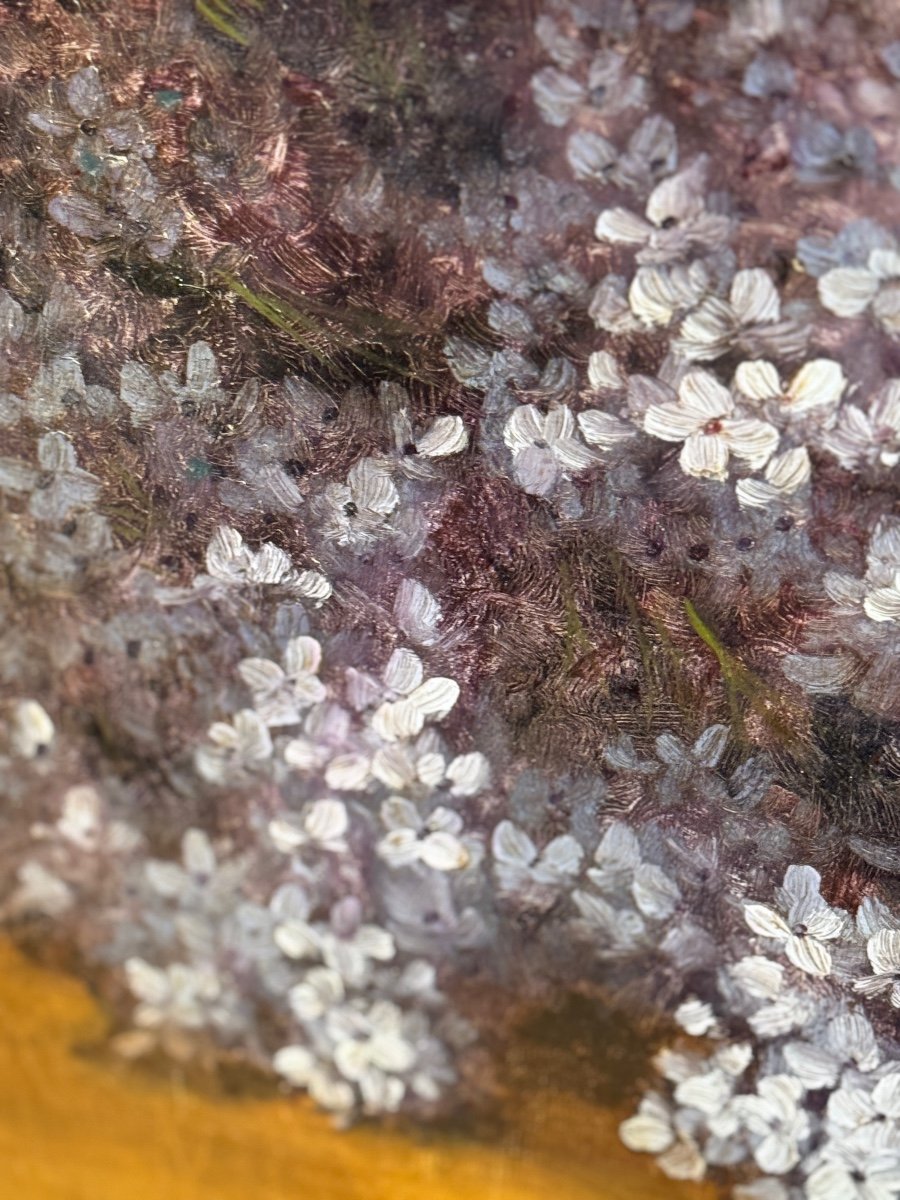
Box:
[0,938,709,1200]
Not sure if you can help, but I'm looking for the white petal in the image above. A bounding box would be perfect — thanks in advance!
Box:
[416,415,468,458]
[377,828,422,866]
[503,405,545,453]
[674,998,718,1036]
[784,359,846,413]
[679,432,730,480]
[419,831,470,871]
[274,921,320,959]
[587,351,626,392]
[644,401,704,441]
[182,828,216,878]
[656,1136,706,1182]
[744,903,791,939]
[284,636,322,678]
[577,409,635,448]
[721,418,779,468]
[734,359,781,402]
[678,370,734,420]
[446,751,490,796]
[819,267,880,317]
[632,862,680,919]
[348,457,398,515]
[619,1110,674,1154]
[324,754,371,791]
[491,820,536,868]
[730,269,781,325]
[514,444,560,494]
[867,928,900,974]
[729,955,784,999]
[304,799,348,843]
[594,207,654,244]
[12,699,55,758]
[869,247,900,280]
[646,161,706,227]
[383,647,424,695]
[371,746,416,790]
[765,446,810,492]
[394,580,441,646]
[408,676,459,720]
[785,934,832,976]
[864,584,900,623]
[534,835,584,882]
[782,1041,840,1089]
[273,1045,316,1086]
[372,698,425,742]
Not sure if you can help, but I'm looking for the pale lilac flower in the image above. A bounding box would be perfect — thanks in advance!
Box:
[238,636,327,727]
[502,404,597,495]
[743,865,848,977]
[823,381,900,470]
[854,929,900,1008]
[644,370,779,481]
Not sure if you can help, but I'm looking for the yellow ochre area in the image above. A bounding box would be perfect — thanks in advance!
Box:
[0,937,712,1200]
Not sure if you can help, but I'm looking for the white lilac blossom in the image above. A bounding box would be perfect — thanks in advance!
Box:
[502,404,597,495]
[743,865,848,977]
[594,158,731,266]
[733,359,847,425]
[643,369,779,481]
[0,432,100,523]
[491,819,583,905]
[619,1093,707,1182]
[819,248,900,336]
[674,269,794,362]
[823,380,900,469]
[195,709,274,783]
[854,930,900,1008]
[10,699,55,759]
[238,636,327,727]
[377,798,470,871]
[735,447,812,509]
[268,799,350,855]
[203,525,332,603]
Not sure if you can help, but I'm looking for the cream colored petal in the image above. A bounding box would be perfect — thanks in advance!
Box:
[734,359,781,402]
[284,635,322,677]
[678,370,734,420]
[408,676,459,720]
[587,350,625,392]
[730,268,780,325]
[644,402,704,441]
[818,267,879,317]
[785,933,832,976]
[304,798,349,843]
[594,207,654,244]
[679,432,730,480]
[543,405,577,444]
[785,359,846,412]
[721,418,779,468]
[744,903,791,939]
[765,446,811,492]
[619,1111,674,1155]
[419,831,470,871]
[735,478,781,509]
[868,247,900,280]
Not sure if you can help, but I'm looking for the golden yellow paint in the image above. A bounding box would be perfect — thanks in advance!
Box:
[0,938,712,1200]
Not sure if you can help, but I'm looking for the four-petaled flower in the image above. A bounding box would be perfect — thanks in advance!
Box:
[743,865,847,977]
[503,404,597,495]
[644,370,779,480]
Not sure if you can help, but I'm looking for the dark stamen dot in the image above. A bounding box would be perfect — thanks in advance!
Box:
[737,536,755,552]
[774,515,794,532]
[688,543,710,562]
[126,639,141,659]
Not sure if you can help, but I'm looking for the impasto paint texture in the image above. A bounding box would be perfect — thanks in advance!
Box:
[1,1,900,1198]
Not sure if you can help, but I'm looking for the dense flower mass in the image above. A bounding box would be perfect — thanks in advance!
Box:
[2,0,900,1194]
